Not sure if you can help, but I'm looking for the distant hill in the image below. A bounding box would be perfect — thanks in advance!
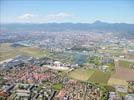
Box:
[1,21,134,34]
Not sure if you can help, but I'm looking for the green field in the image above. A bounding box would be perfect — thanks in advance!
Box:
[119,60,134,69]
[68,68,111,84]
[52,83,63,90]
[17,47,49,58]
[88,70,111,84]
[68,68,95,81]
[0,43,18,61]
[0,43,50,61]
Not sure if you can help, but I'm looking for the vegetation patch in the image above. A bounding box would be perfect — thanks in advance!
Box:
[0,43,50,61]
[52,83,63,90]
[18,47,49,58]
[88,70,111,84]
[119,60,134,69]
[108,78,128,87]
[68,68,95,81]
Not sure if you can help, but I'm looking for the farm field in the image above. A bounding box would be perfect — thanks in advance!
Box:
[68,68,111,84]
[111,61,134,81]
[111,67,134,81]
[0,43,18,61]
[0,43,49,61]
[68,68,95,81]
[88,70,111,84]
[118,60,134,69]
[127,54,134,59]
[17,47,49,58]
[108,78,128,87]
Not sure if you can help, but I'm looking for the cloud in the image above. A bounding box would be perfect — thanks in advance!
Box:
[17,12,75,23]
[18,13,34,20]
[42,12,75,22]
[47,12,72,18]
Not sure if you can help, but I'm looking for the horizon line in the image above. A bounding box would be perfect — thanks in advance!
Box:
[1,21,134,25]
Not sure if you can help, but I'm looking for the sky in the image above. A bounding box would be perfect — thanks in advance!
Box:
[0,0,134,23]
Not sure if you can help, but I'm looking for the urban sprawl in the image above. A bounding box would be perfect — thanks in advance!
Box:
[0,31,134,100]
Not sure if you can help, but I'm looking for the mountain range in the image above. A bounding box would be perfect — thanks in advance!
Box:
[1,21,134,35]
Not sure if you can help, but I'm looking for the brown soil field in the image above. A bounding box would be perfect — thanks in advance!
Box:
[112,67,134,81]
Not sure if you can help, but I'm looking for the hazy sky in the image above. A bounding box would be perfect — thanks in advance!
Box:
[1,0,134,23]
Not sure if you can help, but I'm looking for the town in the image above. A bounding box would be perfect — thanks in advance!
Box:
[0,33,134,99]
[1,0,134,100]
